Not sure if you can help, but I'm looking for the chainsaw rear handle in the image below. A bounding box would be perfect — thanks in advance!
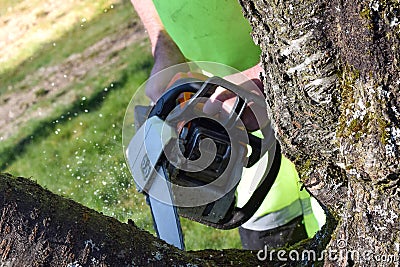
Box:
[199,142,281,230]
[149,76,267,167]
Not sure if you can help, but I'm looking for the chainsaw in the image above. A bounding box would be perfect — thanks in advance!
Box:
[125,76,281,250]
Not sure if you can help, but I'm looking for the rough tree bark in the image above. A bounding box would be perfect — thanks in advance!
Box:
[239,0,400,266]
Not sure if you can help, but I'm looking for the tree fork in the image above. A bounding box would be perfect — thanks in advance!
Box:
[1,1,399,266]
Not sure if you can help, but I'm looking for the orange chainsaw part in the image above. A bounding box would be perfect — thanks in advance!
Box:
[176,92,194,130]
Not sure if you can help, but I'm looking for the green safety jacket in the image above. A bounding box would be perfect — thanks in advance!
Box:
[152,0,319,236]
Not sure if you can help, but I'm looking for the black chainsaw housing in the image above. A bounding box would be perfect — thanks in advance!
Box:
[147,77,280,229]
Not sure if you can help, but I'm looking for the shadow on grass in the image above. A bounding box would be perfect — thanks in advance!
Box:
[0,57,152,171]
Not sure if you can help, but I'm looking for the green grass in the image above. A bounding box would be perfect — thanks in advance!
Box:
[1,0,241,251]
[3,42,154,226]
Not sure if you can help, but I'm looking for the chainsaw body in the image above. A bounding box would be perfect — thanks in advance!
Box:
[130,76,281,229]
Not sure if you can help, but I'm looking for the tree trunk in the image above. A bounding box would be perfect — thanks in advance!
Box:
[1,1,399,266]
[239,0,400,266]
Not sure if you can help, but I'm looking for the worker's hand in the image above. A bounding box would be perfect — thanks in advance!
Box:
[145,30,189,103]
[203,70,268,132]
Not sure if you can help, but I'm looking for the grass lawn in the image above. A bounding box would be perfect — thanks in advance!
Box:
[0,0,241,251]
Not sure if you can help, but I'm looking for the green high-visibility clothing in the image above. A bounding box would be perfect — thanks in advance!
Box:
[152,0,260,70]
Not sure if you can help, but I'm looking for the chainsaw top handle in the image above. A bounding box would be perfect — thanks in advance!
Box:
[148,76,266,168]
